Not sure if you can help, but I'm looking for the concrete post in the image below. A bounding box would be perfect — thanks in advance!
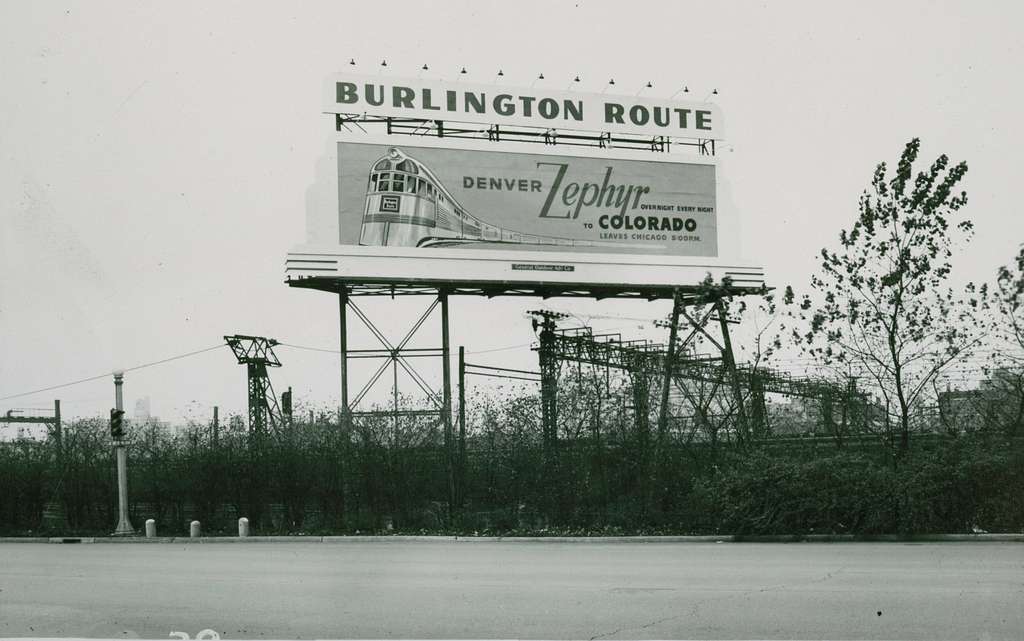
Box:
[145,519,156,538]
[238,517,250,537]
[190,520,201,538]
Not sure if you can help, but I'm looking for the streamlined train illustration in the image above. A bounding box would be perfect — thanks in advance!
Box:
[358,147,594,250]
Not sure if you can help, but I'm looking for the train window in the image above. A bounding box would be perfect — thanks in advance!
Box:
[374,159,392,171]
[369,174,378,191]
[378,180,390,191]
[406,180,417,195]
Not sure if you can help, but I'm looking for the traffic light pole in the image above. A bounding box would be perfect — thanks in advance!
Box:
[112,372,135,536]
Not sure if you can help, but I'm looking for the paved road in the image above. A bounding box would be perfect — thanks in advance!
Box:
[0,541,1021,639]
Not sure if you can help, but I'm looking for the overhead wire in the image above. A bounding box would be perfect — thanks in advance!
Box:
[0,344,227,402]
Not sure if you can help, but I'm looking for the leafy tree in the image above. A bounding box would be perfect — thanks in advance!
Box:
[788,139,981,457]
[980,247,1024,434]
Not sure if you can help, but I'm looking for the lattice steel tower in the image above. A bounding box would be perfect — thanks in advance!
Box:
[224,335,283,436]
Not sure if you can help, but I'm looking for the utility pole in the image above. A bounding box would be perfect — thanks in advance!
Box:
[458,345,467,509]
[528,310,567,448]
[212,406,219,445]
[112,371,135,536]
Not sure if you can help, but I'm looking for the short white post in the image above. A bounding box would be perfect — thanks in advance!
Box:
[238,517,250,537]
[190,520,201,538]
[145,519,156,538]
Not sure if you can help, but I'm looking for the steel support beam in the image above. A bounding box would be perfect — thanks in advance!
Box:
[715,299,749,444]
[458,345,466,509]
[657,290,682,445]
[339,288,349,429]
[440,292,455,514]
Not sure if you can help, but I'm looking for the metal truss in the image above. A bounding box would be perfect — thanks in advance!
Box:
[287,276,765,302]
[224,335,284,437]
[1,400,62,445]
[533,297,864,445]
[338,288,456,511]
[343,296,445,414]
[335,114,718,156]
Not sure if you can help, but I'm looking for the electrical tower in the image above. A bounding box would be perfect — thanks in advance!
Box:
[224,335,284,436]
[527,309,569,446]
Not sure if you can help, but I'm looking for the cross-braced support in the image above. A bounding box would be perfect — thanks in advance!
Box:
[224,335,283,437]
[337,288,456,512]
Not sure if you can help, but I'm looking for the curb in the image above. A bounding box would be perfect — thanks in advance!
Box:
[3,533,1019,544]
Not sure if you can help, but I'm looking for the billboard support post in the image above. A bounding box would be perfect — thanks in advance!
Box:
[440,292,456,517]
[657,290,682,441]
[457,345,466,509]
[339,288,349,430]
[656,289,682,509]
[715,299,748,444]
[332,289,460,513]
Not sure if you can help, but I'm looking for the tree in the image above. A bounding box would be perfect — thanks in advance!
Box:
[980,247,1024,434]
[788,138,980,457]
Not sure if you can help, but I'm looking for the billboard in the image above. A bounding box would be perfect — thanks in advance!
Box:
[325,73,724,140]
[336,138,718,258]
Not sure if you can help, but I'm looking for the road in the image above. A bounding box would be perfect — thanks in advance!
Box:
[0,540,1021,639]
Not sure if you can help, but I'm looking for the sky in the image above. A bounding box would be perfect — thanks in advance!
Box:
[1,0,1022,424]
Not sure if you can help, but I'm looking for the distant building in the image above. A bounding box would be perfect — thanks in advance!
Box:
[134,396,152,421]
[937,367,1024,433]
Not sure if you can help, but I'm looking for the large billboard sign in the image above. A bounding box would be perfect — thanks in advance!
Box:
[325,74,724,140]
[336,138,718,258]
[288,76,764,296]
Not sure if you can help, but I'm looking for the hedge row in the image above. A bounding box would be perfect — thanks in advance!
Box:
[1,418,1021,536]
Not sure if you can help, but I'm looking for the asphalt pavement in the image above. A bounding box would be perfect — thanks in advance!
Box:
[0,540,1021,639]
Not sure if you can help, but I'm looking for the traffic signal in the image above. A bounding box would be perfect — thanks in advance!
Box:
[109,408,125,440]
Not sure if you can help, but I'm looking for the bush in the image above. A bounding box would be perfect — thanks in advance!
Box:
[1,411,1022,536]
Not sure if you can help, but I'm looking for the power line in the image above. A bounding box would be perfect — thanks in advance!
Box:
[0,344,226,402]
[279,342,340,354]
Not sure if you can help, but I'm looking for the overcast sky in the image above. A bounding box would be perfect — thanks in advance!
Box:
[1,1,1021,424]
